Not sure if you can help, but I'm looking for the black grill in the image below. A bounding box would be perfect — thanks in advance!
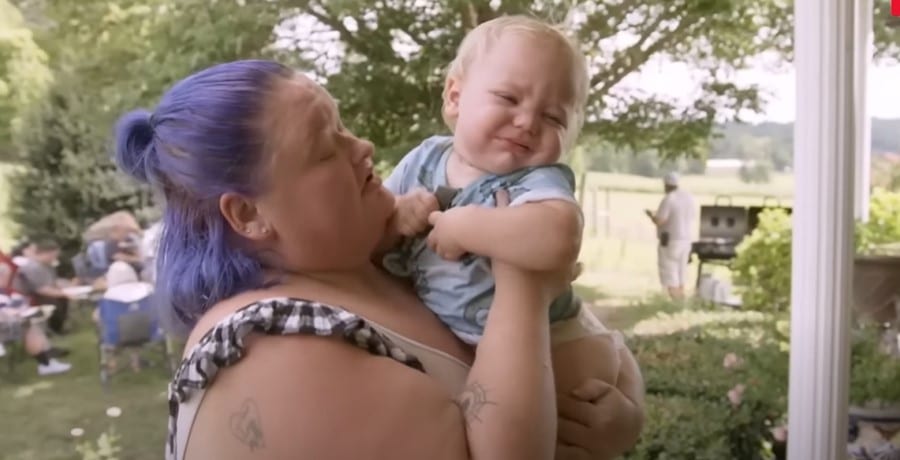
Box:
[692,196,791,286]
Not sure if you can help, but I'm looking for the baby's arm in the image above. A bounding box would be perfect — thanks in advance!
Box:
[449,200,582,271]
[429,166,582,270]
[375,140,441,257]
[374,190,439,257]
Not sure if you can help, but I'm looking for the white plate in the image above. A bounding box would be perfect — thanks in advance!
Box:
[63,285,94,298]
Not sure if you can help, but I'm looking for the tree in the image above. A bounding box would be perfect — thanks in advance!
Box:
[0,0,51,160]
[278,0,899,164]
[7,0,283,268]
[7,0,900,263]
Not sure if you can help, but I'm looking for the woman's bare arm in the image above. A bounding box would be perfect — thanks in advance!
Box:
[461,267,558,460]
[450,190,564,460]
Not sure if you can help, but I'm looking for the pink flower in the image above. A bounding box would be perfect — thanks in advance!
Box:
[727,383,746,407]
[771,425,788,442]
[723,352,743,369]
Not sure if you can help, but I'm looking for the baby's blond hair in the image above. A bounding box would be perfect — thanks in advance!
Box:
[442,15,590,152]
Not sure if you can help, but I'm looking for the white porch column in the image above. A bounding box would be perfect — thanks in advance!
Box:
[788,0,857,458]
[853,0,873,221]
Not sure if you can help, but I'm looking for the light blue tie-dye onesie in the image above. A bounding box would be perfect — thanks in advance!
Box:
[383,135,582,344]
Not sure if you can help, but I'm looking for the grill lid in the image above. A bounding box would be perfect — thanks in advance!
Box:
[699,195,749,240]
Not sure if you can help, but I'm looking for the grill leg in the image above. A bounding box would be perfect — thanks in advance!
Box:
[695,259,704,290]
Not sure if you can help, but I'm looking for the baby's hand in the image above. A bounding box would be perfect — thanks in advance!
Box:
[426,206,474,261]
[393,189,439,237]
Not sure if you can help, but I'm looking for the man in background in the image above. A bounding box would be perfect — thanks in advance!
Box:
[645,172,696,300]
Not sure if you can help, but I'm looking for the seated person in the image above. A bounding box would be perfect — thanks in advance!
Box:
[0,293,72,375]
[80,229,144,285]
[9,239,35,268]
[93,261,155,372]
[13,239,75,334]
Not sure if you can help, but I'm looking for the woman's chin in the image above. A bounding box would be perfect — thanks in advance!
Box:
[368,186,396,216]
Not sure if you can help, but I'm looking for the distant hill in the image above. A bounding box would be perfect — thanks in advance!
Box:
[579,118,899,181]
[712,118,900,159]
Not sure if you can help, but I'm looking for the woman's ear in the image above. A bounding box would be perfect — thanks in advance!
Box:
[219,193,271,240]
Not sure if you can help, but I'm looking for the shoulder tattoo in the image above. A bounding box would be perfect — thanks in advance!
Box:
[230,399,266,452]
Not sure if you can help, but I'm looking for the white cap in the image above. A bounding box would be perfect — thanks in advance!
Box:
[663,172,679,186]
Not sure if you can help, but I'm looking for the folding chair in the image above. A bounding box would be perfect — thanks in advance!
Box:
[95,291,174,390]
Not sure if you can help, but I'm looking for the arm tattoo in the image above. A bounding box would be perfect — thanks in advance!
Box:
[230,399,266,451]
[454,382,496,426]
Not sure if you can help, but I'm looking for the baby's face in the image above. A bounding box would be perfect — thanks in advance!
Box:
[445,33,577,175]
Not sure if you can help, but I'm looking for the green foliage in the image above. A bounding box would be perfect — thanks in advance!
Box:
[626,307,789,459]
[625,395,733,459]
[284,0,806,163]
[75,425,122,460]
[856,188,900,254]
[8,82,147,266]
[732,190,900,313]
[7,0,281,265]
[0,0,52,160]
[871,155,900,191]
[6,0,900,267]
[849,323,900,406]
[731,208,793,312]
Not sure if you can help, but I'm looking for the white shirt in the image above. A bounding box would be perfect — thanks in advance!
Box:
[141,222,163,261]
[656,188,696,241]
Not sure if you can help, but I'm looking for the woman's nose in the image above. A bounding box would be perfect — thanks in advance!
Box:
[352,138,374,164]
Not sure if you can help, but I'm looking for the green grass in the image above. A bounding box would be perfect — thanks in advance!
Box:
[582,171,794,200]
[575,171,767,303]
[0,306,171,460]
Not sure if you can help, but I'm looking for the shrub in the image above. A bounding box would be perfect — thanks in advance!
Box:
[856,188,900,254]
[732,190,900,313]
[731,208,792,312]
[626,307,789,459]
[849,323,900,407]
[8,82,150,274]
[624,395,733,459]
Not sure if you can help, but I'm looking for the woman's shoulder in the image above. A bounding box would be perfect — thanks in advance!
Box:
[174,293,425,398]
[184,290,291,348]
[178,294,469,459]
[186,330,468,459]
[184,293,421,366]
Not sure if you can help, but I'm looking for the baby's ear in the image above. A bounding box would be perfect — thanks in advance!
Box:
[442,77,462,122]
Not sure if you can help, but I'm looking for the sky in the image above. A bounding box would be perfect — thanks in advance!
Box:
[630,55,900,123]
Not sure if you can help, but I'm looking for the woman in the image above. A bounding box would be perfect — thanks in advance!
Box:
[114,60,643,460]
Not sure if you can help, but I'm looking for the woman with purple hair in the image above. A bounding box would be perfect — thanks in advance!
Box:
[114,60,642,460]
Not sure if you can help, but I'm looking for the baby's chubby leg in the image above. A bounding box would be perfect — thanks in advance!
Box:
[551,334,621,395]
